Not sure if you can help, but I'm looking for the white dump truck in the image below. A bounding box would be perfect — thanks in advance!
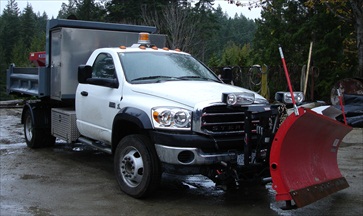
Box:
[7,19,351,208]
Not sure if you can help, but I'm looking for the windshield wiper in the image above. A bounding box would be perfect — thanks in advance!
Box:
[131,76,176,82]
[177,76,218,82]
[177,76,202,80]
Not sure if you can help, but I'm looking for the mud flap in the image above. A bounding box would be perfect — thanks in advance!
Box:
[270,107,352,208]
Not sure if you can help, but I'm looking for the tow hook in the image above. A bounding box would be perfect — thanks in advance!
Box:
[215,161,240,190]
[261,177,272,185]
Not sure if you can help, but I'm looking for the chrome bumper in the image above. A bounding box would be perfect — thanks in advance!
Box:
[155,144,237,165]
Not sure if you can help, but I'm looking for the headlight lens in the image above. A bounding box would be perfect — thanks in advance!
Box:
[275,91,304,104]
[152,107,191,130]
[254,98,269,104]
[222,92,255,106]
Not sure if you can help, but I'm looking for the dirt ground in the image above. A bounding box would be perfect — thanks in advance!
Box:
[0,107,362,216]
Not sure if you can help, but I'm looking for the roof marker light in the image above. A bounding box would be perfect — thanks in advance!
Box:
[119,46,126,49]
[138,32,150,45]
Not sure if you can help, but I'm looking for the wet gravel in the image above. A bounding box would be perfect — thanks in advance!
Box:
[1,107,362,216]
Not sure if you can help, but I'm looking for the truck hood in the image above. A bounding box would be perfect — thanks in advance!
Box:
[130,81,267,108]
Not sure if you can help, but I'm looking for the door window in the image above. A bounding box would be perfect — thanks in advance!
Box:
[92,53,116,79]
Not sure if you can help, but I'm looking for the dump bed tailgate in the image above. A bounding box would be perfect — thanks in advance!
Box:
[7,65,50,97]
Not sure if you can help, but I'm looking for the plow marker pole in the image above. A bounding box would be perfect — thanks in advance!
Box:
[278,45,299,116]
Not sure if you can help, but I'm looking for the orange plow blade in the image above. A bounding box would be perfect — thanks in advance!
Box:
[270,107,352,208]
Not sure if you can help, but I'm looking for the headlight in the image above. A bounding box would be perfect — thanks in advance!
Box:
[222,92,255,106]
[254,98,269,104]
[152,107,191,130]
[275,91,304,104]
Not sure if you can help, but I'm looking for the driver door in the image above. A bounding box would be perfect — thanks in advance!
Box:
[76,52,123,143]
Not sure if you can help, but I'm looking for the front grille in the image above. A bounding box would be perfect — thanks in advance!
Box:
[198,105,258,135]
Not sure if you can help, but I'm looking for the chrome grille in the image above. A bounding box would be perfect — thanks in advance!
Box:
[194,104,259,135]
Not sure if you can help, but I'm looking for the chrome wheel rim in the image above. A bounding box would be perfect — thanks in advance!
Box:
[120,147,144,188]
[25,115,33,141]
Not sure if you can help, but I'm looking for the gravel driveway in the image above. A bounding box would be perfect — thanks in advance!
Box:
[1,107,362,216]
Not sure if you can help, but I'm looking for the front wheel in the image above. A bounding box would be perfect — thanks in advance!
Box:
[114,134,161,198]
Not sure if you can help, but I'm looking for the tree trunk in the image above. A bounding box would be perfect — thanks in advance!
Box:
[350,0,363,78]
[356,16,363,78]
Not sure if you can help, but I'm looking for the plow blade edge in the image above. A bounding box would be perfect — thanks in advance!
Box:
[270,107,352,208]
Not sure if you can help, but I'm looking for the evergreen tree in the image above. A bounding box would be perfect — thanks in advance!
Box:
[58,0,106,21]
[35,12,48,33]
[58,0,77,19]
[190,5,220,61]
[253,0,352,100]
[20,3,37,50]
[105,0,144,23]
[0,14,3,57]
[0,44,12,100]
[76,0,106,21]
[29,32,46,53]
[0,0,21,64]
[11,37,29,67]
[0,0,49,100]
[305,0,363,78]
[204,5,256,66]
[219,42,252,67]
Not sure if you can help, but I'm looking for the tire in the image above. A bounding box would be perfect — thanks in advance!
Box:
[114,134,161,198]
[24,109,55,148]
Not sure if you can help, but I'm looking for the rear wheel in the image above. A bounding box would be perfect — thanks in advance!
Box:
[114,134,161,198]
[24,109,55,148]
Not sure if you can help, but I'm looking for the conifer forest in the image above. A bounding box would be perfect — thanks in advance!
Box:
[0,0,361,101]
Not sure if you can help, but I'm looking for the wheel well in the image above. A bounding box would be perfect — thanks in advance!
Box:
[111,107,153,154]
[21,102,52,128]
[112,120,146,154]
[21,105,31,124]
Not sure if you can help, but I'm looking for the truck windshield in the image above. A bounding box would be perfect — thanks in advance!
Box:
[118,52,220,84]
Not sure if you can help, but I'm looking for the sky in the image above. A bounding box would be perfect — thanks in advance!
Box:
[0,0,261,20]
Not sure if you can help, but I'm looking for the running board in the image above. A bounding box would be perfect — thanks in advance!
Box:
[77,137,112,154]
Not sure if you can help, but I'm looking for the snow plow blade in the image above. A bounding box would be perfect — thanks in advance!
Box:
[270,107,352,208]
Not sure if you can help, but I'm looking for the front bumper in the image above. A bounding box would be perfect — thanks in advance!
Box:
[155,144,238,165]
[150,130,244,165]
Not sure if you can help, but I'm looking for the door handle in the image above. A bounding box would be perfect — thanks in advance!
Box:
[81,91,88,96]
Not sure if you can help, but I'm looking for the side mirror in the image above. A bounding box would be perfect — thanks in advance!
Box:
[78,65,92,84]
[221,67,233,85]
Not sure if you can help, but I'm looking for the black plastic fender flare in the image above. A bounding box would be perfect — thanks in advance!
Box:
[112,107,153,152]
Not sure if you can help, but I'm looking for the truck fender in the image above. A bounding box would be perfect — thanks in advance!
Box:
[112,107,153,152]
[21,102,52,129]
